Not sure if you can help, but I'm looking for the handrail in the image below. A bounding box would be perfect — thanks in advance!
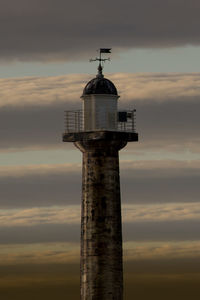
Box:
[64,109,136,133]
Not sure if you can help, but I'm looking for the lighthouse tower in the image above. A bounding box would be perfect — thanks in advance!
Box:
[63,49,138,300]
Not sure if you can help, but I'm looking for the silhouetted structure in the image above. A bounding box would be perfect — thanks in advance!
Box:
[63,50,138,300]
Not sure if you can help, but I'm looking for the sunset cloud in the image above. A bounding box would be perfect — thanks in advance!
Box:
[0,202,200,244]
[0,2,199,299]
[0,73,199,152]
[0,1,200,61]
[1,240,200,266]
[0,202,200,228]
[0,160,199,209]
[0,72,199,284]
[0,242,79,266]
[1,73,200,107]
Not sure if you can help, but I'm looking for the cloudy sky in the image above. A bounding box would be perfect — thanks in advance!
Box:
[0,1,200,299]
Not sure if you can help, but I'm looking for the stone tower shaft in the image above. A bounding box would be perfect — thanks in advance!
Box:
[63,131,138,300]
[75,138,127,300]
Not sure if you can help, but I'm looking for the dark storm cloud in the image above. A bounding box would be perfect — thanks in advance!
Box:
[132,96,200,151]
[0,219,200,244]
[0,223,80,244]
[0,73,199,152]
[0,0,200,61]
[0,165,82,208]
[123,220,200,242]
[121,163,200,204]
[0,103,68,150]
[0,161,199,208]
[0,94,199,152]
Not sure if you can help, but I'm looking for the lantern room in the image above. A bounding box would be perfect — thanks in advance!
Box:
[81,64,119,131]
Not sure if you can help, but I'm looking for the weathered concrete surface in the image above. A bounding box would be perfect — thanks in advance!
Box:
[75,138,127,300]
[63,130,138,143]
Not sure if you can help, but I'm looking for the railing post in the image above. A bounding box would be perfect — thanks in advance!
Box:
[133,109,136,132]
[132,110,134,132]
[78,110,80,132]
[66,111,69,132]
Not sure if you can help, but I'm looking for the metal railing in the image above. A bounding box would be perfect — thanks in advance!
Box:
[117,110,136,132]
[64,109,136,133]
[64,110,83,132]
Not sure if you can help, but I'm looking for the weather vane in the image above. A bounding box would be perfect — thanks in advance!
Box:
[90,48,112,67]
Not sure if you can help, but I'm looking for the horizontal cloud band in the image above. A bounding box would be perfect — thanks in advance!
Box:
[0,73,200,153]
[0,220,199,244]
[0,160,199,208]
[0,0,200,61]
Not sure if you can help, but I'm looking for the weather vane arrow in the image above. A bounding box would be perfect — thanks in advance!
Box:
[90,48,112,65]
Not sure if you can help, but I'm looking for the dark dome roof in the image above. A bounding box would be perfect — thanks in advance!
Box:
[82,77,118,96]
